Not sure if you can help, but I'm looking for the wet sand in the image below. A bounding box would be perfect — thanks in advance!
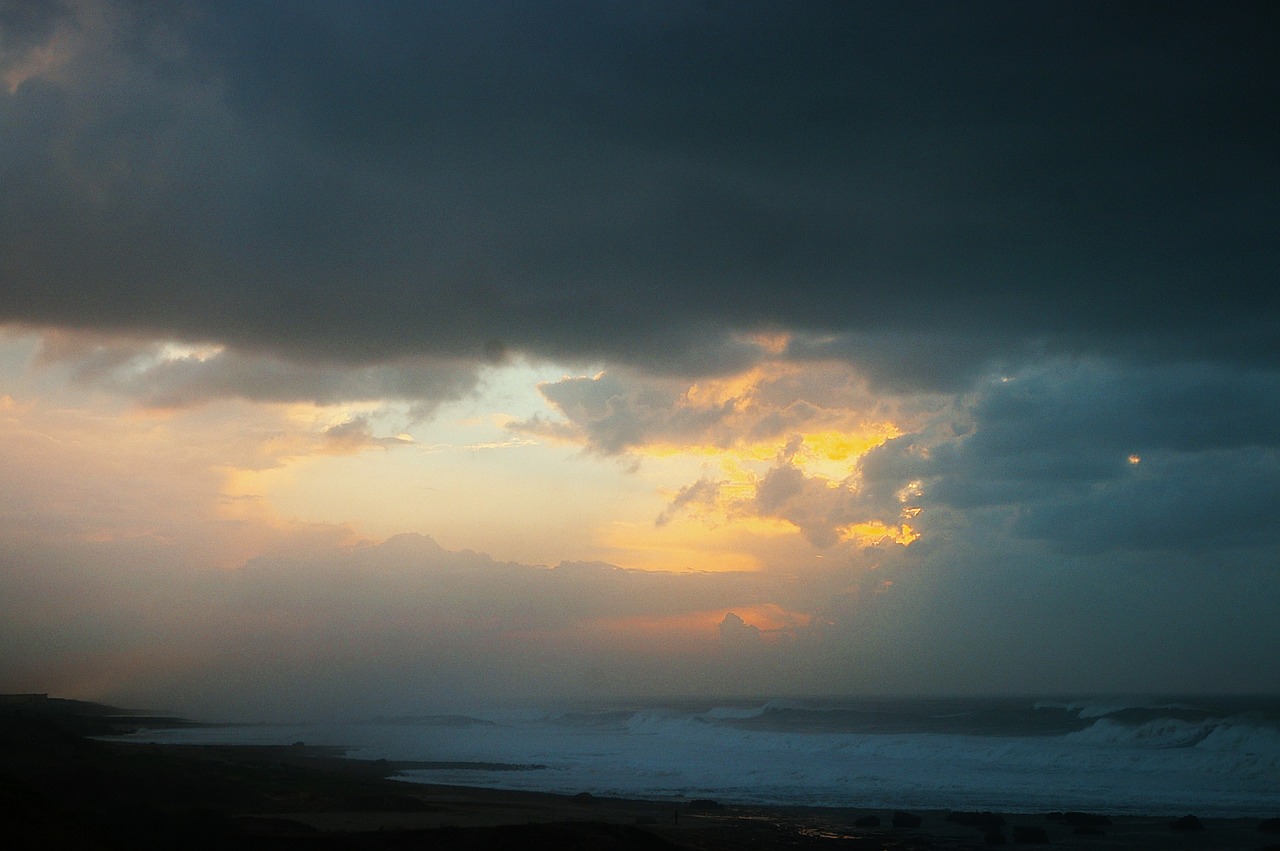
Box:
[3,710,1278,850]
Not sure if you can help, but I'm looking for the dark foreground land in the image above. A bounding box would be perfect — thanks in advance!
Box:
[3,699,1279,850]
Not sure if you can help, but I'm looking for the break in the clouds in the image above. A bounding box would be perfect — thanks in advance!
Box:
[2,1,1277,387]
[515,362,925,550]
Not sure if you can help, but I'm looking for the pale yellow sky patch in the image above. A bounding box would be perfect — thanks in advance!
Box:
[594,519,771,573]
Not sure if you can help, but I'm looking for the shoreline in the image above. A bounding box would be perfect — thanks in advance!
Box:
[105,726,1280,824]
[4,710,1279,849]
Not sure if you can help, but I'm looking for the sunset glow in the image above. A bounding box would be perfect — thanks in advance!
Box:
[2,2,1276,722]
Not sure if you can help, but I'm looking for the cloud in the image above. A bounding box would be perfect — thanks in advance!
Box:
[752,461,852,549]
[656,478,723,527]
[8,524,1277,720]
[322,416,413,454]
[3,2,1280,713]
[0,3,1274,385]
[513,362,904,455]
[518,363,924,552]
[568,354,1280,560]
[718,612,760,647]
[747,452,918,550]
[0,1,76,93]
[1014,448,1280,555]
[0,531,827,717]
[524,371,736,454]
[0,385,363,567]
[30,329,482,409]
[874,359,1280,555]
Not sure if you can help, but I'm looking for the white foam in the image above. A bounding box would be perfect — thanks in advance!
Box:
[107,699,1280,818]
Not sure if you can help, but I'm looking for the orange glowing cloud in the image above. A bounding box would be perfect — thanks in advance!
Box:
[513,359,924,567]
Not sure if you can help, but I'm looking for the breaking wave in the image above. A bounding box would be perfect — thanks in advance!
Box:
[109,695,1280,817]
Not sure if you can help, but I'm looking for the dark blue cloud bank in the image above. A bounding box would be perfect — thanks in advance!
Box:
[2,1,1279,697]
[2,1,1276,380]
[906,362,1280,553]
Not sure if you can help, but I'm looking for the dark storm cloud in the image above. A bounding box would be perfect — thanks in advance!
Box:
[866,360,1280,554]
[1014,447,1280,555]
[2,1,1277,386]
[932,361,1280,501]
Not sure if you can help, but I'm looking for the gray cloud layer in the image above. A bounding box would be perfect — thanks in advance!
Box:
[2,1,1277,386]
[858,359,1280,555]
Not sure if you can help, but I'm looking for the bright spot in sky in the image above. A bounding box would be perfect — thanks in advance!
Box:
[1128,454,1141,465]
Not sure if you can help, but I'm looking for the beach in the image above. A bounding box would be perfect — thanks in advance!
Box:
[4,704,1278,850]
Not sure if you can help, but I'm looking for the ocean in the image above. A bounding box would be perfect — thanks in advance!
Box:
[113,695,1280,818]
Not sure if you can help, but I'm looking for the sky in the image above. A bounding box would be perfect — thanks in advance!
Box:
[2,0,1278,721]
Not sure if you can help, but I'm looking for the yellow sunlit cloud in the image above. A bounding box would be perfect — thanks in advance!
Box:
[802,428,900,461]
[516,360,923,569]
[841,522,919,548]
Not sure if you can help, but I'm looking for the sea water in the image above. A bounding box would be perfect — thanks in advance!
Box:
[114,695,1280,817]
